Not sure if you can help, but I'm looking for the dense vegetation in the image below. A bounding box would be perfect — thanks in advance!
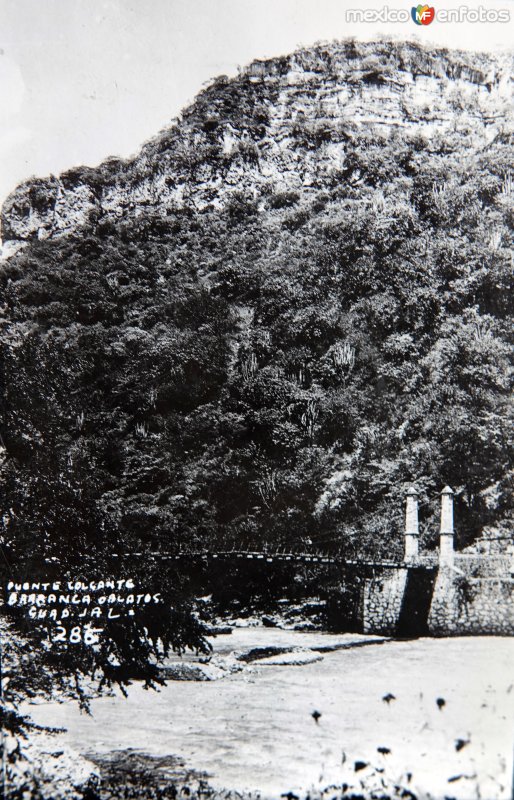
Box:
[1,43,512,585]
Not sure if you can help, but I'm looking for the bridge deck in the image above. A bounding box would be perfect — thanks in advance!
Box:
[112,550,409,569]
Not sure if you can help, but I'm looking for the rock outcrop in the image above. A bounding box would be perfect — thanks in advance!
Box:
[2,40,512,245]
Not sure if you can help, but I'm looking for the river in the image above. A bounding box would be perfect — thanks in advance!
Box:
[25,629,514,799]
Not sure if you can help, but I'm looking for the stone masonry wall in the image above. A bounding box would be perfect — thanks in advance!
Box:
[361,554,513,637]
[362,568,407,635]
[428,563,514,636]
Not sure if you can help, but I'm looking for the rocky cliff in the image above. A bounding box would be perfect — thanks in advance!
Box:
[1,39,512,245]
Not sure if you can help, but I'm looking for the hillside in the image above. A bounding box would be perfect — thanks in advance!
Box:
[0,39,512,576]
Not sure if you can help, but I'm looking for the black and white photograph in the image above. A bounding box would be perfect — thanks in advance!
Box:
[0,1,513,798]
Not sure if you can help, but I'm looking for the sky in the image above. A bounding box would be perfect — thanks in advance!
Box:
[0,0,513,208]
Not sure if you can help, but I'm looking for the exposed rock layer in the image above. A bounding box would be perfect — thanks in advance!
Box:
[2,40,512,245]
